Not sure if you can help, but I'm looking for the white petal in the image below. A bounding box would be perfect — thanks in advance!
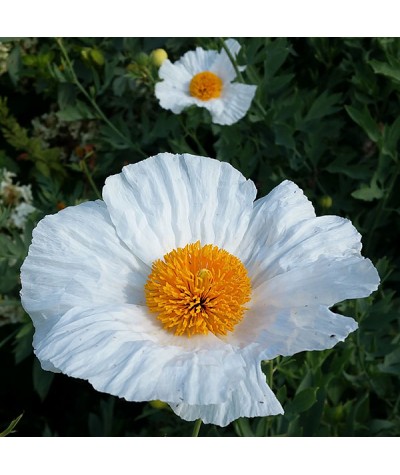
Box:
[155,80,195,113]
[102,153,257,265]
[178,47,218,76]
[255,254,380,308]
[171,355,283,427]
[20,201,148,325]
[248,215,365,288]
[157,58,192,85]
[227,304,358,360]
[210,38,242,83]
[208,82,257,125]
[237,180,316,268]
[224,38,242,57]
[34,304,252,406]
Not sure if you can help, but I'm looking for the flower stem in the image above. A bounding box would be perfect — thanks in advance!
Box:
[179,117,208,156]
[191,419,202,437]
[218,38,245,83]
[268,360,274,389]
[218,38,267,119]
[80,159,102,200]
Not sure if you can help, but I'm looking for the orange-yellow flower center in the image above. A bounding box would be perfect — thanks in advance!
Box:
[145,241,251,337]
[189,71,223,101]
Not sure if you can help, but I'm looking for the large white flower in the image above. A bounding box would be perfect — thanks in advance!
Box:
[20,153,380,427]
[155,39,257,126]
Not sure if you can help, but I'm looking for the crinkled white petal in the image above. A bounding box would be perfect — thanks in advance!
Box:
[209,38,242,83]
[237,179,379,293]
[170,355,283,427]
[254,254,379,308]
[33,304,257,407]
[20,200,148,326]
[237,180,316,271]
[157,58,192,85]
[177,46,219,76]
[227,304,358,360]
[155,80,196,113]
[252,215,363,281]
[102,153,257,265]
[205,82,257,125]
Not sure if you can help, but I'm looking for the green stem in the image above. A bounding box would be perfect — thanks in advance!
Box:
[219,38,267,119]
[192,419,202,437]
[80,159,102,200]
[179,117,208,156]
[268,360,274,389]
[219,38,245,83]
[55,38,145,158]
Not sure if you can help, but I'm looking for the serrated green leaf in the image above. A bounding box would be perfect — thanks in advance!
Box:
[382,115,400,157]
[305,92,342,122]
[369,59,400,83]
[345,105,381,143]
[351,182,384,201]
[378,348,400,375]
[264,38,291,79]
[56,101,98,121]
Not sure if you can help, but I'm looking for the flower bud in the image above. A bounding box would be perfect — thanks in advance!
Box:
[90,49,105,67]
[319,195,333,209]
[136,52,149,66]
[150,48,168,67]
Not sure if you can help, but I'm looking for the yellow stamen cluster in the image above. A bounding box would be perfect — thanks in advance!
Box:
[189,71,223,101]
[145,241,251,337]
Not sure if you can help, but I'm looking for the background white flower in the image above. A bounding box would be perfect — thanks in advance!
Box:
[155,39,257,125]
[20,153,380,427]
[0,168,36,230]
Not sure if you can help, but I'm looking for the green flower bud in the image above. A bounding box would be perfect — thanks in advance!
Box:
[90,48,105,67]
[136,52,149,67]
[319,195,333,209]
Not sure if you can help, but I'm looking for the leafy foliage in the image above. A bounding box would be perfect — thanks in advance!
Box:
[0,37,399,436]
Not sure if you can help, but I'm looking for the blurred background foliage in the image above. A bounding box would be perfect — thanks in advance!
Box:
[0,37,399,437]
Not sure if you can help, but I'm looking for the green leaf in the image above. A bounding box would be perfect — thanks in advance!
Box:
[326,156,371,179]
[305,92,342,122]
[351,182,384,201]
[369,59,400,83]
[273,123,296,149]
[382,115,400,158]
[378,348,400,375]
[345,105,381,143]
[285,387,318,415]
[0,414,23,437]
[56,101,98,121]
[233,418,255,437]
[370,419,396,435]
[6,45,22,85]
[264,38,291,79]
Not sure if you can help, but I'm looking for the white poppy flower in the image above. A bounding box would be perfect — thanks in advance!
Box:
[155,39,257,126]
[20,153,380,427]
